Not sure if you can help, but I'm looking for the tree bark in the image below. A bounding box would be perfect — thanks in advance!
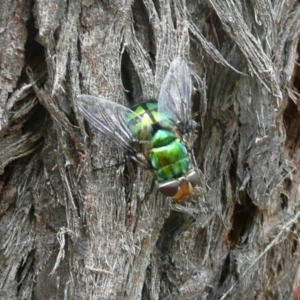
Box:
[1,0,300,299]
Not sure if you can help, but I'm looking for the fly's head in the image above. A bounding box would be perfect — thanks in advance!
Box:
[158,169,198,201]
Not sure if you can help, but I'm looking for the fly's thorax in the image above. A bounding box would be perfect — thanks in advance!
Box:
[158,169,198,200]
[126,100,174,141]
[125,101,154,140]
[126,112,152,141]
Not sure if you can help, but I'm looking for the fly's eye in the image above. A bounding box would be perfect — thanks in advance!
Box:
[158,181,179,197]
[187,171,198,187]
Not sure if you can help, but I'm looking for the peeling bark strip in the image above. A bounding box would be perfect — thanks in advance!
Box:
[1,0,300,299]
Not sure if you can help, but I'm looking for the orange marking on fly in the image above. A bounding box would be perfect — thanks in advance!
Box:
[172,178,194,201]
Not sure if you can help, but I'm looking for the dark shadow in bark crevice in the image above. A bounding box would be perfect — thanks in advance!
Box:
[24,12,47,81]
[283,39,300,162]
[121,50,143,105]
[227,193,258,247]
[132,0,156,62]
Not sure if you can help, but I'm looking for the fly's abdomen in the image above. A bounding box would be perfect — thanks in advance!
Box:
[150,129,190,182]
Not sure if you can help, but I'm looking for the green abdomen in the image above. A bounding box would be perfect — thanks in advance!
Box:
[150,129,189,182]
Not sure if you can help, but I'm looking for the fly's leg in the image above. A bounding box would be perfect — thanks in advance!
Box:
[124,159,137,228]
[143,179,156,201]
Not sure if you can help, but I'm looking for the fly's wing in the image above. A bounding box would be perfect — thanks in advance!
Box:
[78,95,150,156]
[158,57,193,135]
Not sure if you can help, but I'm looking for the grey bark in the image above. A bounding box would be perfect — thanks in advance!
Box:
[0,0,300,299]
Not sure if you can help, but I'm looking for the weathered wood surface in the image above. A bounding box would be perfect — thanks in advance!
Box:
[1,0,300,299]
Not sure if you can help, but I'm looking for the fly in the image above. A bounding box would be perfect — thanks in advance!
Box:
[78,57,198,201]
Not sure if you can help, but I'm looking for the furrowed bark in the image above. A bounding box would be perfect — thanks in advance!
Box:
[1,0,300,299]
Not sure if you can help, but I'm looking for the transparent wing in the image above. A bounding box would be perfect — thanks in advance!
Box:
[78,95,145,153]
[158,57,192,133]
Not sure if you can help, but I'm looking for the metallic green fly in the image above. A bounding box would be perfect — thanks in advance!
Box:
[78,57,198,201]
